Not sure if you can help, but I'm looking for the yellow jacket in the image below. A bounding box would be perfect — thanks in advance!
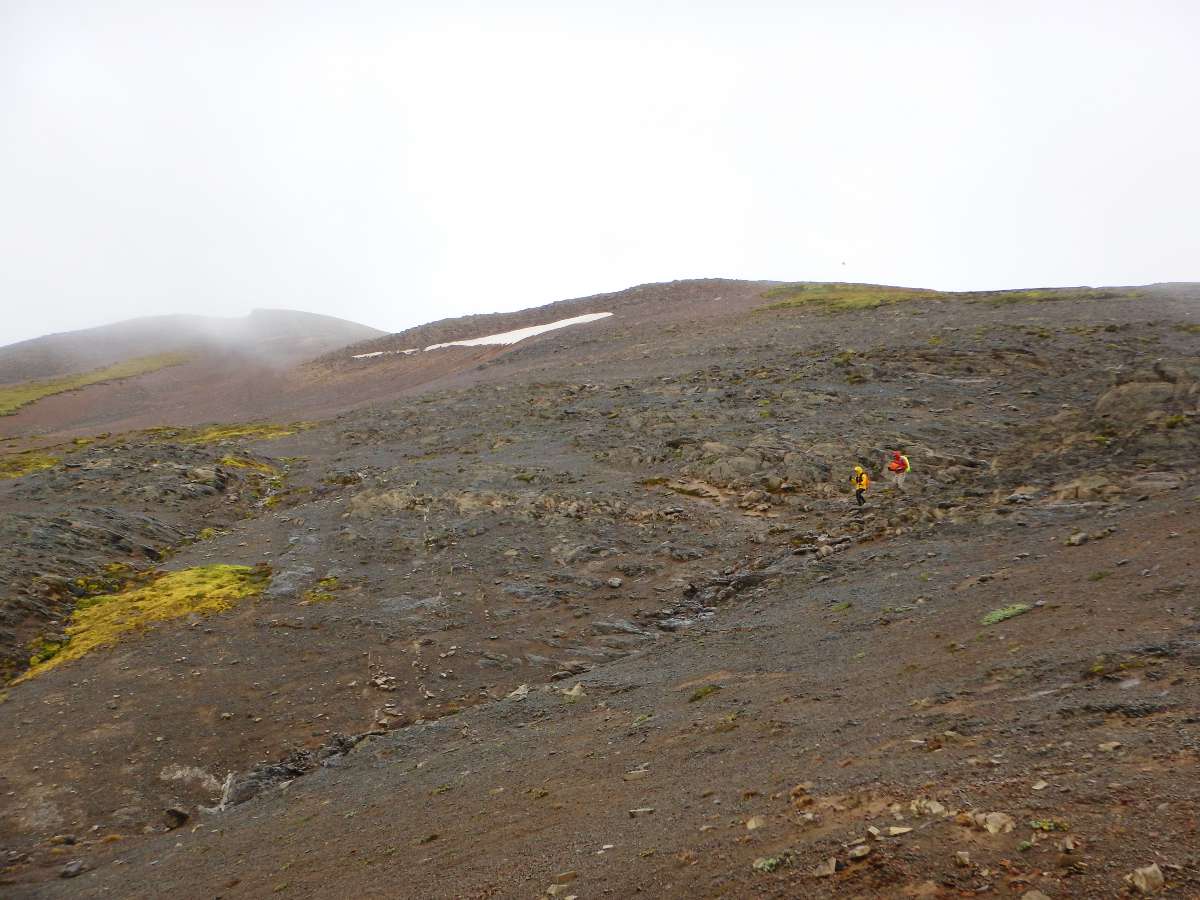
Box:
[853,470,870,490]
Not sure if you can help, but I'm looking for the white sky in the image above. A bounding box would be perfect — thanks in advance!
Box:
[2,0,1198,347]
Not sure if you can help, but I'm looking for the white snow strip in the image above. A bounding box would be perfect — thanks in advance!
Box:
[424,312,613,352]
[351,348,420,360]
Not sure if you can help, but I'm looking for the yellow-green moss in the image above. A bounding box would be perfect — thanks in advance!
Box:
[16,564,270,682]
[301,576,341,605]
[0,450,60,480]
[761,282,1141,315]
[967,287,1133,306]
[763,282,942,313]
[0,353,190,417]
[219,455,280,475]
[143,422,310,445]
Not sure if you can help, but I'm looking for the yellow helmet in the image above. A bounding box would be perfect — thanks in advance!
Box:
[854,466,864,474]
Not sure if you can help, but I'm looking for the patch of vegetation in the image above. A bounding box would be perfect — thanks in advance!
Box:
[1087,570,1111,582]
[0,449,59,480]
[763,282,943,313]
[145,422,310,444]
[322,472,362,486]
[1163,414,1187,429]
[965,287,1134,306]
[1173,322,1200,334]
[0,353,190,417]
[752,852,794,874]
[73,562,136,598]
[981,603,1031,626]
[688,684,721,702]
[219,455,279,475]
[28,636,67,667]
[760,283,1142,316]
[830,601,853,612]
[301,576,341,605]
[1029,819,1070,832]
[16,564,271,682]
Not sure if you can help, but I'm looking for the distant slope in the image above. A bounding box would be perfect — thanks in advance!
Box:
[0,309,384,384]
[0,353,189,417]
[3,279,1192,442]
[318,278,772,367]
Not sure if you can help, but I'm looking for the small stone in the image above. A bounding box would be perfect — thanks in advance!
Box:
[1098,741,1122,753]
[1032,780,1049,791]
[887,826,912,836]
[1065,532,1088,546]
[745,816,765,830]
[848,844,871,860]
[164,807,189,830]
[955,851,971,867]
[60,860,87,879]
[912,797,947,816]
[49,834,77,846]
[553,871,578,885]
[974,811,1015,834]
[1127,863,1165,894]
[628,807,655,818]
[1022,891,1052,900]
[606,577,623,588]
[811,857,838,878]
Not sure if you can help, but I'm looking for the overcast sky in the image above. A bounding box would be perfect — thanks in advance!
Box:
[2,1,1197,347]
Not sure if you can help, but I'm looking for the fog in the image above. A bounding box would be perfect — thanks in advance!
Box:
[2,0,1197,347]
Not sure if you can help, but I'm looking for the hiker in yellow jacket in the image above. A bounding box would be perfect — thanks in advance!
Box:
[852,466,870,506]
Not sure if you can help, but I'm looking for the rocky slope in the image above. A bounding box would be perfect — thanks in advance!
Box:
[0,280,1197,898]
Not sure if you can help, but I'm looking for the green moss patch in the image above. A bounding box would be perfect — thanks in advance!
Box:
[219,454,280,475]
[0,353,189,417]
[981,603,1032,626]
[762,282,942,313]
[688,684,721,702]
[142,422,310,445]
[966,287,1133,306]
[0,450,60,480]
[301,576,341,605]
[761,282,1141,315]
[16,564,270,682]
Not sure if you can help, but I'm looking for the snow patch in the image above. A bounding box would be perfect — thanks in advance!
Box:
[424,312,613,351]
[350,312,612,360]
[351,348,420,360]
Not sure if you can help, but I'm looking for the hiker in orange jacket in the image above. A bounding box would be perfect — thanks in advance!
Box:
[852,466,870,506]
[887,450,911,488]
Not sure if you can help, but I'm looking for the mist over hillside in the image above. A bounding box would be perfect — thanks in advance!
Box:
[0,309,384,384]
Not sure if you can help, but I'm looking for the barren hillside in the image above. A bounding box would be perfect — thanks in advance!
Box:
[1,280,1198,898]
